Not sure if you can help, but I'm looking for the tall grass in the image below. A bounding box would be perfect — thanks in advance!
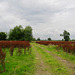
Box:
[0,48,35,75]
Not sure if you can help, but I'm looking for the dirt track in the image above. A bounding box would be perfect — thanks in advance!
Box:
[32,45,51,75]
[32,43,75,75]
[38,45,75,75]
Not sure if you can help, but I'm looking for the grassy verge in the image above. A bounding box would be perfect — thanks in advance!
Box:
[33,43,70,75]
[39,44,75,64]
[0,48,35,75]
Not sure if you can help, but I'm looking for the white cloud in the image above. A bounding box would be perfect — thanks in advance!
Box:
[0,0,75,40]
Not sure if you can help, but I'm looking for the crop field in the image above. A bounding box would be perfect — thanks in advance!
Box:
[0,41,75,75]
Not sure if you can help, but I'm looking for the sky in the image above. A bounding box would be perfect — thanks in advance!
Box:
[0,0,75,40]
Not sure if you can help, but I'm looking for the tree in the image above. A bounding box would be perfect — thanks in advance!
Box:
[0,32,7,40]
[60,30,70,41]
[32,38,36,41]
[37,38,41,41]
[48,37,51,41]
[9,25,24,40]
[9,25,33,41]
[24,26,33,41]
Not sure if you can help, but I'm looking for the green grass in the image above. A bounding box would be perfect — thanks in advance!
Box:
[0,48,36,75]
[40,44,75,64]
[1,43,74,75]
[33,43,70,75]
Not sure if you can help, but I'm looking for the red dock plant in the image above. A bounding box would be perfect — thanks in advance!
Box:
[0,45,6,73]
[36,41,75,53]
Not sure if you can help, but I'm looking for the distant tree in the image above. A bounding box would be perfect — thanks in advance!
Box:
[9,25,24,40]
[0,32,7,40]
[60,30,70,41]
[24,26,33,41]
[62,39,64,41]
[37,38,41,41]
[71,39,75,41]
[32,38,36,41]
[48,37,51,41]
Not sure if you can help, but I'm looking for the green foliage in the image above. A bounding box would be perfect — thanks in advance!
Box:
[60,30,70,41]
[37,38,41,41]
[0,48,35,75]
[32,38,36,41]
[9,25,24,40]
[64,35,70,41]
[71,39,75,41]
[48,37,51,41]
[42,45,75,63]
[0,32,7,40]
[24,26,33,41]
[9,25,33,41]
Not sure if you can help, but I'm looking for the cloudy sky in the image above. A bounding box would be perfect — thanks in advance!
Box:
[0,0,75,40]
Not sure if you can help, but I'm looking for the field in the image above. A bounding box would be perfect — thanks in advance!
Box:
[0,42,75,75]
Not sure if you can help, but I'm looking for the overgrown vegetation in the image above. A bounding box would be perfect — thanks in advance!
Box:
[0,48,35,75]
[32,43,70,75]
[0,42,75,75]
[39,44,75,64]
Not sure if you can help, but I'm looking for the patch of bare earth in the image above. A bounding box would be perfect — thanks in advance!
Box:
[32,45,51,75]
[37,45,75,75]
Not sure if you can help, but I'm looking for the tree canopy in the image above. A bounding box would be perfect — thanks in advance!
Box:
[0,32,7,40]
[9,25,33,41]
[37,38,41,41]
[60,30,70,41]
[24,26,33,41]
[48,37,51,41]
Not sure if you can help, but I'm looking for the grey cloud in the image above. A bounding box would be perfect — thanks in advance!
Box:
[0,0,75,40]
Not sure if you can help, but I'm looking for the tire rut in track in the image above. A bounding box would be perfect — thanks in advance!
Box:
[37,45,75,75]
[32,45,51,75]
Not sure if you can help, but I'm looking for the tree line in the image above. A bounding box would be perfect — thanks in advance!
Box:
[36,30,70,41]
[0,25,33,41]
[0,25,71,41]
